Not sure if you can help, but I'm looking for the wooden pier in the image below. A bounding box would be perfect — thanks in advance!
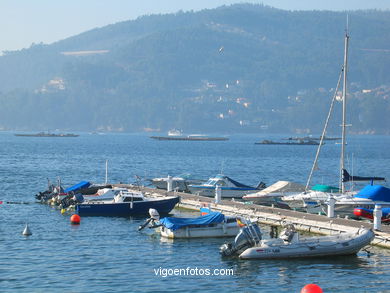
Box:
[123,185,390,249]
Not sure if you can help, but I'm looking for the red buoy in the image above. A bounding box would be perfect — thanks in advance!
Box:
[70,214,81,225]
[301,284,323,293]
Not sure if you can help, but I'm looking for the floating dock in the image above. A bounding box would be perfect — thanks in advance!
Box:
[122,185,390,249]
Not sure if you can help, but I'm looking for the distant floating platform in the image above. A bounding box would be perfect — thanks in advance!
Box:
[255,139,320,145]
[150,136,229,141]
[15,132,79,137]
[284,136,341,141]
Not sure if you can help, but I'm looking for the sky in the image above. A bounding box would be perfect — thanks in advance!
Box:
[1,0,389,54]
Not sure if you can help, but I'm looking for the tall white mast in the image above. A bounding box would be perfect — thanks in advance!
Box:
[105,159,108,185]
[340,23,349,194]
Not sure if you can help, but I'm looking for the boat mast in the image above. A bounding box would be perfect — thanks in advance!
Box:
[105,159,108,185]
[340,23,349,194]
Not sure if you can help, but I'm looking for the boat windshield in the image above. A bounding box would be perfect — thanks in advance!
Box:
[206,179,217,185]
[205,179,226,186]
[122,196,144,202]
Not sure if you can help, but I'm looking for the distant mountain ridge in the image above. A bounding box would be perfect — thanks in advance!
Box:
[0,4,389,134]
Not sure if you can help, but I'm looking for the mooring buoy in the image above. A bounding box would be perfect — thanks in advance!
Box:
[70,214,81,225]
[22,223,32,236]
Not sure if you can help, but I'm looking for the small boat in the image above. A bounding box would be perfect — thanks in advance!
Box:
[75,190,180,217]
[139,208,243,238]
[220,222,374,259]
[332,185,390,215]
[187,174,266,199]
[281,184,346,212]
[35,180,112,205]
[151,129,228,141]
[243,181,305,207]
[354,207,390,223]
[167,129,182,136]
[150,174,204,192]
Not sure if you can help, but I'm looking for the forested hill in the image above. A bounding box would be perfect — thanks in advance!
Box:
[0,4,389,134]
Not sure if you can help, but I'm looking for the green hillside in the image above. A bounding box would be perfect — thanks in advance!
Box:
[0,4,389,134]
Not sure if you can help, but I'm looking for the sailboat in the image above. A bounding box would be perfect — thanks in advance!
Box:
[282,25,385,214]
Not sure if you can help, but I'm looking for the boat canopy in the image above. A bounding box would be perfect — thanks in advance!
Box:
[224,176,253,188]
[209,175,253,188]
[159,212,225,231]
[311,184,340,193]
[355,185,390,201]
[64,181,91,193]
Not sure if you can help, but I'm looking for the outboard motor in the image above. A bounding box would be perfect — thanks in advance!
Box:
[138,208,161,231]
[35,184,57,201]
[60,193,84,209]
[149,208,160,221]
[220,223,262,257]
[279,224,298,243]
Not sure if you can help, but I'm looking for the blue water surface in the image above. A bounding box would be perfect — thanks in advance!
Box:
[1,132,390,292]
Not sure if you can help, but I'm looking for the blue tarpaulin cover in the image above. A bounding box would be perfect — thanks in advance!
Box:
[64,181,91,193]
[355,185,390,201]
[159,212,225,231]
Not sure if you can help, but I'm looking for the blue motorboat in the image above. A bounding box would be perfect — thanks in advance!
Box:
[75,190,180,217]
[187,174,266,198]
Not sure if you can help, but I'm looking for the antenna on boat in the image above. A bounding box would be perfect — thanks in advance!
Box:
[220,160,225,175]
[105,159,108,185]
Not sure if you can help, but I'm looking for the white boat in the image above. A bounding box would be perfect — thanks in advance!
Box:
[332,185,390,216]
[281,186,355,212]
[168,129,182,136]
[150,174,203,192]
[243,181,305,206]
[188,174,266,199]
[220,222,374,259]
[139,208,243,239]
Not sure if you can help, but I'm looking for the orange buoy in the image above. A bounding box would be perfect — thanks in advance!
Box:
[301,284,323,293]
[70,214,81,225]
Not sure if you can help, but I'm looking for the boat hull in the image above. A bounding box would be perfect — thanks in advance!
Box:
[159,223,239,238]
[76,196,180,217]
[239,229,374,259]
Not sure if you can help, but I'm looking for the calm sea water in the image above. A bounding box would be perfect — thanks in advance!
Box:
[1,132,390,292]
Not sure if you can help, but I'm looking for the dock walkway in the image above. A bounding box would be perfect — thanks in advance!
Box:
[121,185,390,249]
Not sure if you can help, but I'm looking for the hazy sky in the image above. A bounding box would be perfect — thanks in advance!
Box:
[1,0,389,53]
